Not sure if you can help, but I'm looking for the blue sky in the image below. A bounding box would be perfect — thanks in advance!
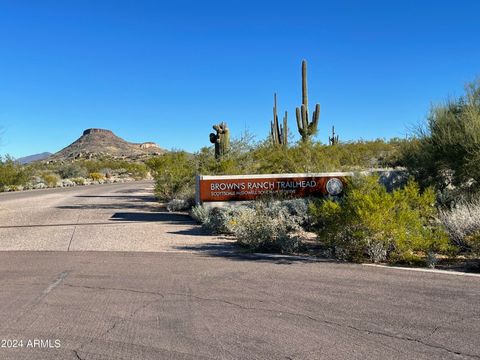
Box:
[1,0,479,158]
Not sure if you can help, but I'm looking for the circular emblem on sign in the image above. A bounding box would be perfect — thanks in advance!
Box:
[326,178,343,196]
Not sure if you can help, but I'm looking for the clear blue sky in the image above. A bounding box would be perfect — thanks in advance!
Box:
[1,0,479,158]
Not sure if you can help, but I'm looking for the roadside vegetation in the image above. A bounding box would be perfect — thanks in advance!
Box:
[150,79,480,268]
[146,136,405,204]
[0,157,150,192]
[2,78,479,268]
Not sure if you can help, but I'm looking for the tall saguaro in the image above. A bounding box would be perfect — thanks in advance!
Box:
[209,122,230,159]
[296,60,320,142]
[270,93,288,146]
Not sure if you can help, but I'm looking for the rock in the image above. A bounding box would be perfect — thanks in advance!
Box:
[34,183,47,189]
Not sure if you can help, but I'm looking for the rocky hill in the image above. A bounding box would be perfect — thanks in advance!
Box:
[17,152,52,164]
[48,128,164,161]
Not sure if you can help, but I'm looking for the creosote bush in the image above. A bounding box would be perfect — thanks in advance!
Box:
[309,176,451,264]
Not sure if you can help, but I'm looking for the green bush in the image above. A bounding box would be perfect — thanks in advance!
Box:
[0,156,30,191]
[89,172,104,181]
[40,172,60,187]
[72,177,86,185]
[310,176,451,264]
[76,159,148,179]
[146,151,195,201]
[402,79,480,196]
[148,132,404,203]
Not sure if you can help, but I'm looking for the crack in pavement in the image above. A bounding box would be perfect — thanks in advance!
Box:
[72,298,160,359]
[64,283,165,297]
[163,293,480,359]
[7,271,71,345]
[63,284,480,359]
[67,214,80,251]
[72,349,83,360]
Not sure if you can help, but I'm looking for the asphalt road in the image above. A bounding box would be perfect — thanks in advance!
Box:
[0,181,230,252]
[0,183,479,359]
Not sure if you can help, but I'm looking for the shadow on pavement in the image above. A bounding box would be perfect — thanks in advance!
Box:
[57,194,160,211]
[167,227,213,236]
[174,243,331,264]
[110,211,195,223]
[75,195,157,201]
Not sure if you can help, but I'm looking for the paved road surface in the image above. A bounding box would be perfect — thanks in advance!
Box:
[0,181,230,252]
[1,252,479,360]
[0,183,479,359]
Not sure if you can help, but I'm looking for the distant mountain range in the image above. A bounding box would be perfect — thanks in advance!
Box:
[17,128,165,163]
[16,152,52,164]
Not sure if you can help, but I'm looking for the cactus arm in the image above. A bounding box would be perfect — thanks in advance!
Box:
[270,121,276,144]
[296,107,302,132]
[283,111,288,145]
[309,103,320,134]
[301,104,308,132]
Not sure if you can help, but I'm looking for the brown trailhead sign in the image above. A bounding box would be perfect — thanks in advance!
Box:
[197,173,349,203]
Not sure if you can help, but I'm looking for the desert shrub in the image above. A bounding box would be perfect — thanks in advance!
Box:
[5,185,23,191]
[232,201,301,253]
[192,199,309,253]
[146,151,196,201]
[190,205,210,224]
[72,177,86,185]
[464,233,480,256]
[281,198,312,227]
[310,176,450,264]
[56,163,88,179]
[0,156,30,190]
[147,131,405,204]
[166,198,194,212]
[439,198,480,255]
[402,79,480,196]
[195,134,403,178]
[250,139,405,174]
[89,172,104,181]
[75,159,148,179]
[200,206,242,234]
[40,172,60,187]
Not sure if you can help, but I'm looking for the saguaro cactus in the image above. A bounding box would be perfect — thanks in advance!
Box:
[296,60,320,142]
[270,93,288,146]
[209,122,230,158]
[329,126,339,145]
